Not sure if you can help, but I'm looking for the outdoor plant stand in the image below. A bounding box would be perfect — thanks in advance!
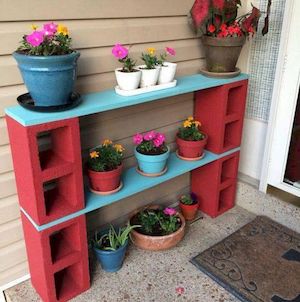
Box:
[5,74,248,302]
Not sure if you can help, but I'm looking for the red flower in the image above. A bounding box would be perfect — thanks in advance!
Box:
[190,0,210,29]
[220,23,227,31]
[208,24,216,33]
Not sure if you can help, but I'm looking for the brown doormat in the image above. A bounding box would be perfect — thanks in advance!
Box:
[191,216,300,302]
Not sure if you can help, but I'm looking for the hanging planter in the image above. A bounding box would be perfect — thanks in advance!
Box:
[176,117,207,159]
[87,139,125,194]
[130,205,186,251]
[112,44,142,91]
[13,22,80,107]
[133,131,170,176]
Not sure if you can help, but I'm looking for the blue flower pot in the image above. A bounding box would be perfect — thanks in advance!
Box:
[134,146,170,175]
[93,240,128,272]
[13,51,80,107]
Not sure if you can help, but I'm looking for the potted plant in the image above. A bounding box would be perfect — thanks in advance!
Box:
[130,205,185,251]
[92,224,139,272]
[157,47,177,85]
[133,131,170,176]
[112,43,141,91]
[13,22,80,106]
[176,117,207,159]
[87,139,124,193]
[189,0,271,75]
[179,193,199,221]
[139,47,161,87]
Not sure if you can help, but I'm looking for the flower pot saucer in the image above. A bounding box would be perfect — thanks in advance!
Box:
[200,68,241,78]
[17,92,82,112]
[89,181,123,195]
[136,166,168,177]
[175,150,205,161]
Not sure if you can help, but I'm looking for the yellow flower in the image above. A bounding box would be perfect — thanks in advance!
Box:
[187,116,194,121]
[103,139,113,146]
[31,24,38,30]
[90,151,99,159]
[57,24,69,36]
[183,120,192,128]
[147,47,156,56]
[194,120,201,127]
[114,144,125,153]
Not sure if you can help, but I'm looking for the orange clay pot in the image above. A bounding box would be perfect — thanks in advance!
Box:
[179,201,199,221]
[130,205,186,251]
[176,134,208,159]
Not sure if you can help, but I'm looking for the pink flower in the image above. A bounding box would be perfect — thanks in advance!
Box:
[153,138,162,147]
[26,31,44,47]
[112,44,129,60]
[163,207,177,216]
[166,47,176,56]
[43,22,57,34]
[153,132,165,147]
[143,131,157,141]
[133,133,143,145]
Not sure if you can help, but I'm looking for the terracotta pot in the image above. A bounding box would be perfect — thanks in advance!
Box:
[179,202,199,221]
[176,134,207,159]
[202,36,246,73]
[130,205,186,251]
[88,164,122,192]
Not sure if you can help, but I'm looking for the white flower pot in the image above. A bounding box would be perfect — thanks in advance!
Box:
[115,68,141,91]
[158,62,177,85]
[138,65,160,88]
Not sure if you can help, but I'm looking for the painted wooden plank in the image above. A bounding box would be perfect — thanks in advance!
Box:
[0,0,194,21]
[21,147,240,231]
[0,220,23,249]
[5,74,248,126]
[0,172,16,199]
[0,39,203,87]
[0,146,13,174]
[0,119,9,146]
[0,261,28,287]
[0,17,196,55]
[0,195,20,225]
[0,241,26,272]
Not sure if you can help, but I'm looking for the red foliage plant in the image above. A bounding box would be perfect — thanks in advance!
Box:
[190,0,271,38]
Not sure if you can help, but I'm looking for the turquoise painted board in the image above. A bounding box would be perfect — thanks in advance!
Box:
[21,147,240,231]
[5,74,248,126]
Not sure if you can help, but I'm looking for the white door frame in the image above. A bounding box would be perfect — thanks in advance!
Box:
[260,0,300,196]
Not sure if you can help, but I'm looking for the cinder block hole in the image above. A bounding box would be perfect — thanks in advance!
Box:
[223,121,241,150]
[218,185,235,212]
[54,264,80,301]
[37,126,72,171]
[226,86,244,115]
[50,223,80,263]
[43,174,77,216]
[221,156,237,183]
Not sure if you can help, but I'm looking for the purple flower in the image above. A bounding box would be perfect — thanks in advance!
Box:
[190,192,197,201]
[144,131,157,141]
[112,44,129,60]
[133,133,143,145]
[26,31,44,47]
[163,207,177,216]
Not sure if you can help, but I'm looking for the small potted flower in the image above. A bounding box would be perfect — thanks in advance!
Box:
[13,22,80,107]
[176,117,207,160]
[139,47,161,87]
[130,205,185,251]
[92,224,139,272]
[179,193,199,221]
[112,43,141,91]
[133,131,169,176]
[157,47,177,85]
[87,139,124,194]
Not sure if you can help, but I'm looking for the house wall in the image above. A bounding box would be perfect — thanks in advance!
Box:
[0,0,281,288]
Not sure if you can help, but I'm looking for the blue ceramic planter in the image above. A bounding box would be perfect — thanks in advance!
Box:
[134,146,170,174]
[93,240,128,272]
[13,51,80,107]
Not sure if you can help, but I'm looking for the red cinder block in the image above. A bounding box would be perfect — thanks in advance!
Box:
[6,117,84,225]
[194,80,248,154]
[21,213,90,302]
[192,151,240,217]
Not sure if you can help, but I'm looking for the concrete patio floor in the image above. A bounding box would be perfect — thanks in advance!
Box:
[5,205,257,302]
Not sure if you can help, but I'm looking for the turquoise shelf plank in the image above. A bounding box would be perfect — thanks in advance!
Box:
[21,147,240,231]
[5,74,248,126]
